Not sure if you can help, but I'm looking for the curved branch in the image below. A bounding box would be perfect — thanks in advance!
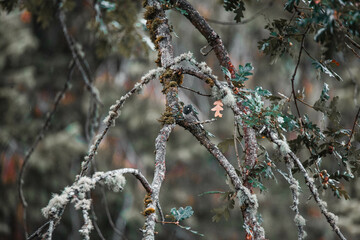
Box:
[18,61,75,238]
[58,11,102,105]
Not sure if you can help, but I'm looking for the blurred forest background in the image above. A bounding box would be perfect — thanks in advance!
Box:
[1,0,360,239]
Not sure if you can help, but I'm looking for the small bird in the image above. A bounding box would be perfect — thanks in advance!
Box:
[183,104,200,122]
[183,104,204,130]
[183,104,215,137]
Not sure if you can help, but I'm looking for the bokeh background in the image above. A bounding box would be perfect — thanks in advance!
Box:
[1,0,359,239]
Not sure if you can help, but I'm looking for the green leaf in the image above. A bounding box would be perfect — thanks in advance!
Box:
[312,61,343,81]
[232,63,254,84]
[255,86,272,97]
[170,206,194,221]
[320,83,330,101]
[223,0,246,23]
[221,66,232,79]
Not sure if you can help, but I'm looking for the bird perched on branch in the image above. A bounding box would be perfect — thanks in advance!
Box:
[183,104,217,138]
[183,104,202,125]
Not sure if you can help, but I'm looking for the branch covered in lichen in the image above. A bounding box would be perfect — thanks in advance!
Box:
[79,67,164,177]
[40,168,150,240]
[267,129,347,240]
[278,157,307,240]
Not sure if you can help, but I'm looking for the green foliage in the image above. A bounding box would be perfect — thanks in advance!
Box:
[284,0,300,12]
[271,0,360,58]
[222,0,246,23]
[312,60,343,81]
[168,206,203,236]
[88,0,146,58]
[170,206,194,221]
[258,18,301,62]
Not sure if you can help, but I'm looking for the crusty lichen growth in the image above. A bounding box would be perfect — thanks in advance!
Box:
[212,83,237,108]
[144,193,153,207]
[205,77,215,87]
[160,69,183,93]
[143,6,156,20]
[158,106,176,125]
[142,207,156,216]
[148,17,164,42]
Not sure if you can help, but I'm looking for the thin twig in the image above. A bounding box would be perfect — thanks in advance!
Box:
[345,42,360,59]
[346,107,360,149]
[102,187,127,238]
[78,68,159,177]
[200,44,213,56]
[188,118,216,125]
[290,26,310,120]
[179,85,211,96]
[58,11,102,106]
[17,62,75,238]
[297,98,314,109]
[89,192,106,240]
[234,122,242,171]
[345,35,360,50]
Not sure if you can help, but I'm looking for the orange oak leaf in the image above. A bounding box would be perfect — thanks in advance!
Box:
[20,10,32,24]
[211,100,224,118]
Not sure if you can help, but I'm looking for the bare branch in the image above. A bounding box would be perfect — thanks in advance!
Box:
[179,85,211,97]
[347,107,360,149]
[58,11,102,106]
[290,26,310,120]
[18,61,75,238]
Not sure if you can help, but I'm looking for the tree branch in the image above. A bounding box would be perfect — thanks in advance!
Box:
[266,129,347,240]
[58,11,102,106]
[346,106,360,149]
[18,61,75,238]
